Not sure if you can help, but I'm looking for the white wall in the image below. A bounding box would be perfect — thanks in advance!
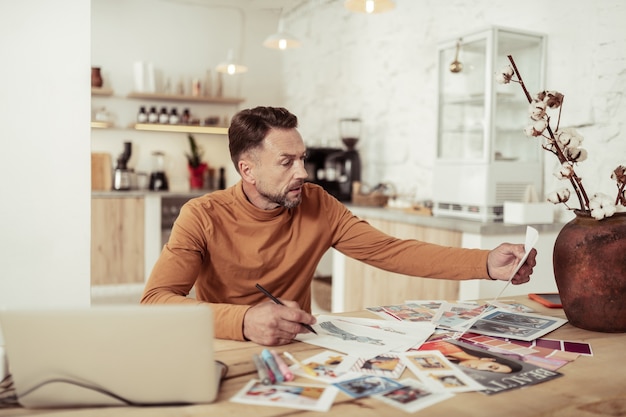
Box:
[1,0,624,315]
[281,0,626,222]
[0,0,91,310]
[90,0,286,191]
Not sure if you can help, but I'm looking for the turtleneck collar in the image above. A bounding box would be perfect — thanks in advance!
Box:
[233,180,288,221]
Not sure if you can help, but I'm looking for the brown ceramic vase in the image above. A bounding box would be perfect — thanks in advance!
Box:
[91,67,103,88]
[553,210,626,332]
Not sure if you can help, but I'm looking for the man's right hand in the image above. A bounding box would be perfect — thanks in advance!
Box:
[242,300,317,345]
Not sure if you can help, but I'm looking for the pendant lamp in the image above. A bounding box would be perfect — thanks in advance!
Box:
[215,49,248,75]
[344,0,396,14]
[263,19,301,50]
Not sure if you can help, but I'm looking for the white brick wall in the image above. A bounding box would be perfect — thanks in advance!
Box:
[281,0,626,220]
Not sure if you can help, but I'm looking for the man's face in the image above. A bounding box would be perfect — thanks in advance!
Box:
[249,128,308,209]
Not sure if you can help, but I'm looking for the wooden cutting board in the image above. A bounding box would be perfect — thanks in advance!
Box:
[91,152,113,191]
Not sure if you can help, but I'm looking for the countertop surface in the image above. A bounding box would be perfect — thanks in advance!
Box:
[346,204,566,235]
[91,190,565,235]
[92,189,211,199]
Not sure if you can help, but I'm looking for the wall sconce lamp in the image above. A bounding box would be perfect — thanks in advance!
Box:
[344,0,396,14]
[263,18,301,50]
[216,48,248,75]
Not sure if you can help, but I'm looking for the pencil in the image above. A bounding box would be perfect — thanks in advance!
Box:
[255,283,318,335]
[283,351,317,377]
[261,348,284,383]
[270,349,294,381]
[252,353,272,385]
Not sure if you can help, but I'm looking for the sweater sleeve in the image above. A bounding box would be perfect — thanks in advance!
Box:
[140,245,252,341]
[140,199,251,341]
[329,203,491,280]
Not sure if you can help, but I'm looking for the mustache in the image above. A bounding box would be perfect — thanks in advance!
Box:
[288,181,304,190]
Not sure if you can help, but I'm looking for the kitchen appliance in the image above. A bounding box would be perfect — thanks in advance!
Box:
[304,119,363,202]
[304,146,343,195]
[149,151,169,191]
[113,142,132,191]
[432,28,546,222]
[322,118,362,202]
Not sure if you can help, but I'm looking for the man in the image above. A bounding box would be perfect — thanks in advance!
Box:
[141,106,537,346]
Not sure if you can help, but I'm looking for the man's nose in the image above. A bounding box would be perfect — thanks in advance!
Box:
[294,160,308,179]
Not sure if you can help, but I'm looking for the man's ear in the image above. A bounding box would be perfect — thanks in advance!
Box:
[238,159,255,184]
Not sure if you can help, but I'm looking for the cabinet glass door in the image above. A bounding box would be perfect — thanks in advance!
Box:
[493,30,545,163]
[493,30,543,162]
[437,38,487,161]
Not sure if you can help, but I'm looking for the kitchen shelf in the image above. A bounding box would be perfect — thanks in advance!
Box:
[91,121,114,129]
[131,123,228,135]
[127,91,244,105]
[91,87,114,96]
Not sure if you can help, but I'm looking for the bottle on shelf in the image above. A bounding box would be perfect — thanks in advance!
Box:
[158,107,169,124]
[181,108,191,124]
[137,106,148,123]
[169,108,179,124]
[148,106,158,123]
[218,167,226,190]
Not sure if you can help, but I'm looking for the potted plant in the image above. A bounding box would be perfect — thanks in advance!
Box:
[496,56,626,332]
[186,134,208,189]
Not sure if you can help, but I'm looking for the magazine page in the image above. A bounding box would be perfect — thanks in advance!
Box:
[372,378,454,413]
[230,379,338,412]
[401,350,485,393]
[431,302,492,330]
[419,339,562,395]
[458,332,592,371]
[350,353,406,379]
[464,308,568,341]
[366,301,445,322]
[297,314,430,357]
[288,350,361,383]
[332,316,436,352]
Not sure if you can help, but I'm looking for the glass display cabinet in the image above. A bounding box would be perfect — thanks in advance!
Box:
[432,27,546,222]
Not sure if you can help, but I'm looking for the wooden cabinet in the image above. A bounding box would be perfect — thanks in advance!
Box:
[340,217,463,311]
[91,197,145,285]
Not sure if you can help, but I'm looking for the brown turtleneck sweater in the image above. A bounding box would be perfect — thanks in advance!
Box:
[141,181,490,340]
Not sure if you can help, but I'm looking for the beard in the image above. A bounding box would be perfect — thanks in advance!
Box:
[257,182,303,209]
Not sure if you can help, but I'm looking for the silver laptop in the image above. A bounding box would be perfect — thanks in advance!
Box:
[0,304,221,408]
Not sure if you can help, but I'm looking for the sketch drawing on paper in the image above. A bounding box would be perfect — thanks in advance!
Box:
[320,321,384,345]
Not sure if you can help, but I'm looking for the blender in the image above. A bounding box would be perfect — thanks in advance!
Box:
[113,142,133,191]
[149,151,169,191]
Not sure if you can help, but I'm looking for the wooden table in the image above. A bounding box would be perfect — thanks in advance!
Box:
[2,296,625,417]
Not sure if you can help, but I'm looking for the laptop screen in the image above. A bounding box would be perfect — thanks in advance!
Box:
[0,304,220,408]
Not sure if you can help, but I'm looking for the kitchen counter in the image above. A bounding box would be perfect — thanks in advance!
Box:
[92,192,565,235]
[345,205,566,235]
[91,192,565,306]
[333,204,565,311]
[91,190,211,198]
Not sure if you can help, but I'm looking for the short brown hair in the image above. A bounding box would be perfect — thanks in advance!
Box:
[228,106,298,171]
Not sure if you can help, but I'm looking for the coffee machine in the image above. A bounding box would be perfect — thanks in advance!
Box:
[304,119,362,202]
[305,146,343,197]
